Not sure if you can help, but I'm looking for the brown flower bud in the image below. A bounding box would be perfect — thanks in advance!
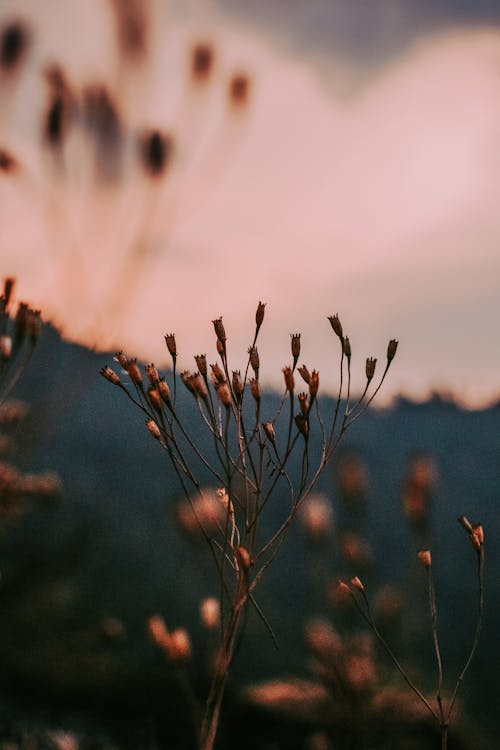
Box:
[0,335,12,359]
[387,339,398,362]
[350,576,365,592]
[255,301,266,332]
[417,550,432,568]
[114,351,129,370]
[212,317,226,344]
[365,357,377,381]
[210,362,225,385]
[128,359,142,385]
[283,366,294,392]
[235,545,251,571]
[164,333,177,359]
[194,354,207,377]
[249,378,260,402]
[328,314,343,340]
[217,382,232,407]
[290,333,301,367]
[200,597,220,630]
[262,422,275,442]
[298,365,311,384]
[343,337,351,360]
[295,413,309,439]
[232,370,244,399]
[100,366,121,385]
[309,370,319,399]
[145,363,160,385]
[298,392,309,415]
[148,388,163,411]
[181,370,196,395]
[192,373,208,399]
[158,378,171,403]
[146,418,161,439]
[248,346,260,376]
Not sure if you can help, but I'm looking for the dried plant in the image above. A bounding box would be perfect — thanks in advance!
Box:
[102,303,396,750]
[340,516,484,750]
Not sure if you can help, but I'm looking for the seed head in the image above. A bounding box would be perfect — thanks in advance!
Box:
[210,362,225,386]
[309,370,319,399]
[127,359,142,384]
[158,378,171,404]
[417,550,432,568]
[200,597,220,630]
[114,351,129,370]
[295,413,309,439]
[298,392,309,415]
[192,373,208,399]
[229,73,250,107]
[100,366,121,385]
[145,363,160,385]
[164,333,177,360]
[262,422,275,442]
[290,333,301,367]
[248,345,260,376]
[194,354,207,377]
[255,301,266,333]
[365,357,377,381]
[343,337,351,360]
[146,418,161,440]
[181,370,196,395]
[191,42,214,81]
[212,317,226,344]
[232,370,244,399]
[298,365,311,384]
[249,378,260,402]
[387,339,398,362]
[328,314,343,340]
[148,388,163,411]
[350,576,365,592]
[217,382,232,407]
[283,366,294,392]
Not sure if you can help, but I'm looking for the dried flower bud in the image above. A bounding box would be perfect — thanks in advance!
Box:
[229,73,249,106]
[350,576,365,592]
[146,418,161,440]
[232,370,244,399]
[298,365,311,384]
[148,388,163,411]
[191,42,214,81]
[165,333,177,359]
[283,366,294,392]
[343,337,351,360]
[417,550,432,568]
[472,524,484,548]
[365,357,377,381]
[387,339,398,362]
[192,373,208,399]
[216,339,224,357]
[200,597,220,630]
[3,277,14,309]
[235,545,251,571]
[195,354,207,377]
[249,378,260,402]
[139,130,172,177]
[295,413,309,439]
[100,365,121,385]
[145,363,160,385]
[114,351,129,370]
[255,301,266,332]
[262,422,275,442]
[168,628,192,662]
[217,382,232,407]
[328,314,343,340]
[210,362,225,385]
[309,370,319,399]
[158,378,171,403]
[0,335,12,359]
[248,346,260,376]
[336,581,352,598]
[147,615,170,651]
[298,392,309,415]
[127,359,142,384]
[212,317,226,344]
[181,370,196,395]
[290,333,301,367]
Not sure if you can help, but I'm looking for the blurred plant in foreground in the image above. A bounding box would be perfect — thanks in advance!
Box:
[339,516,484,750]
[102,303,397,750]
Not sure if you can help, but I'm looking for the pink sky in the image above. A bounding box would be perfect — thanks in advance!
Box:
[1,1,500,406]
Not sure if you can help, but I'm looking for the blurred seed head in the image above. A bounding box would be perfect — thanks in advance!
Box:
[0,20,30,73]
[139,129,173,178]
[110,0,150,61]
[191,42,214,82]
[300,494,333,540]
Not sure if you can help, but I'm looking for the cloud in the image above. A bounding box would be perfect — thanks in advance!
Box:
[1,3,499,405]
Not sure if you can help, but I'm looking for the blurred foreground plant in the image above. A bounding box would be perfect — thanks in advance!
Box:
[0,277,40,405]
[101,303,397,750]
[340,516,484,750]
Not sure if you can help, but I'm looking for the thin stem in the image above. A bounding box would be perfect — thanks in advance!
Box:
[427,565,445,726]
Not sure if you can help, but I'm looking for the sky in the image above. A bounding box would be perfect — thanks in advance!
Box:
[1,0,499,407]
